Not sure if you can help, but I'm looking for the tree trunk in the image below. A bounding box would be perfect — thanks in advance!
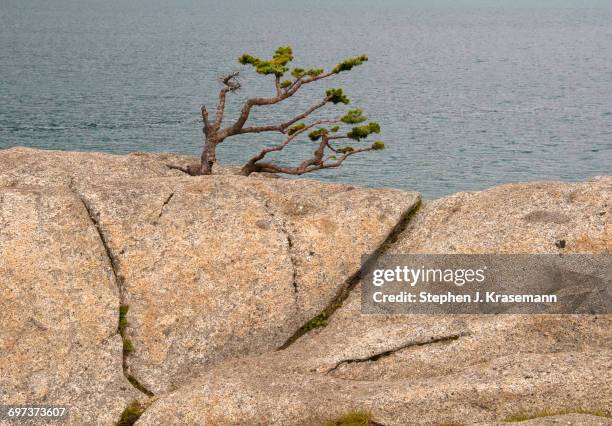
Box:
[200,136,217,175]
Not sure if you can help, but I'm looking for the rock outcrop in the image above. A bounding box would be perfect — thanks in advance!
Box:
[0,186,140,424]
[1,148,609,425]
[138,178,611,425]
[0,148,419,419]
[75,175,418,394]
[396,178,611,254]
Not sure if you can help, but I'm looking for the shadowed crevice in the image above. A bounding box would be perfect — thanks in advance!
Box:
[158,192,175,218]
[69,182,155,399]
[326,331,469,374]
[278,198,422,350]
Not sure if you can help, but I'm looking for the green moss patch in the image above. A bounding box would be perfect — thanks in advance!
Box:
[117,400,145,426]
[303,313,329,331]
[118,305,129,333]
[118,305,135,355]
[325,411,372,426]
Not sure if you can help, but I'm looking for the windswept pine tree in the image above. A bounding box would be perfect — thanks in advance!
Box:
[181,47,385,176]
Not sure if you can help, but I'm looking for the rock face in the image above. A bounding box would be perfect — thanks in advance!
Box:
[396,178,611,254]
[0,148,419,417]
[138,178,611,425]
[76,176,417,394]
[0,186,139,424]
[1,148,610,425]
[0,146,191,187]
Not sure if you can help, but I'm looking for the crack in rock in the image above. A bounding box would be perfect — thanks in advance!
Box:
[68,181,154,399]
[286,232,299,296]
[158,192,174,218]
[74,191,124,294]
[278,200,422,350]
[326,332,470,374]
[253,192,300,301]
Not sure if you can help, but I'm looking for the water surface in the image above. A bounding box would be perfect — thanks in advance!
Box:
[1,0,611,197]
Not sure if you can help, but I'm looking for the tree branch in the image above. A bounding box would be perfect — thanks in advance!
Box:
[219,70,337,140]
[214,72,241,129]
[287,71,336,93]
[236,97,330,135]
[241,116,377,176]
[201,105,210,135]
[242,119,338,171]
[246,147,372,175]
[275,75,282,97]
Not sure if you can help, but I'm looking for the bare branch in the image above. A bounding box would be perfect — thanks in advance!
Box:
[241,119,339,174]
[287,71,336,93]
[237,97,330,135]
[214,72,241,129]
[275,75,282,97]
[241,117,378,176]
[201,105,210,135]
[219,70,337,139]
[245,146,372,175]
[166,163,200,176]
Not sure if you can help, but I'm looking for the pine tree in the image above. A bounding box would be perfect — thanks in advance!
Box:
[178,47,384,176]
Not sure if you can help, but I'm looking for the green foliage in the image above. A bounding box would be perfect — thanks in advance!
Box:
[333,54,368,73]
[239,47,367,79]
[123,339,135,354]
[288,123,306,136]
[341,108,367,124]
[325,411,373,426]
[330,126,340,133]
[291,67,324,78]
[306,68,324,77]
[117,400,145,426]
[347,122,380,141]
[272,46,293,64]
[118,305,129,333]
[337,146,355,154]
[290,67,305,78]
[371,140,385,150]
[326,88,350,104]
[303,313,328,331]
[280,79,292,88]
[238,46,294,77]
[308,128,328,141]
[118,305,135,355]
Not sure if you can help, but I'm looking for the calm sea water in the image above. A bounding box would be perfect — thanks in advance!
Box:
[1,0,611,198]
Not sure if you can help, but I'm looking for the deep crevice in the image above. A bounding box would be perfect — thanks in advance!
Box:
[277,198,422,350]
[69,182,154,399]
[286,233,299,296]
[116,399,154,426]
[326,332,469,374]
